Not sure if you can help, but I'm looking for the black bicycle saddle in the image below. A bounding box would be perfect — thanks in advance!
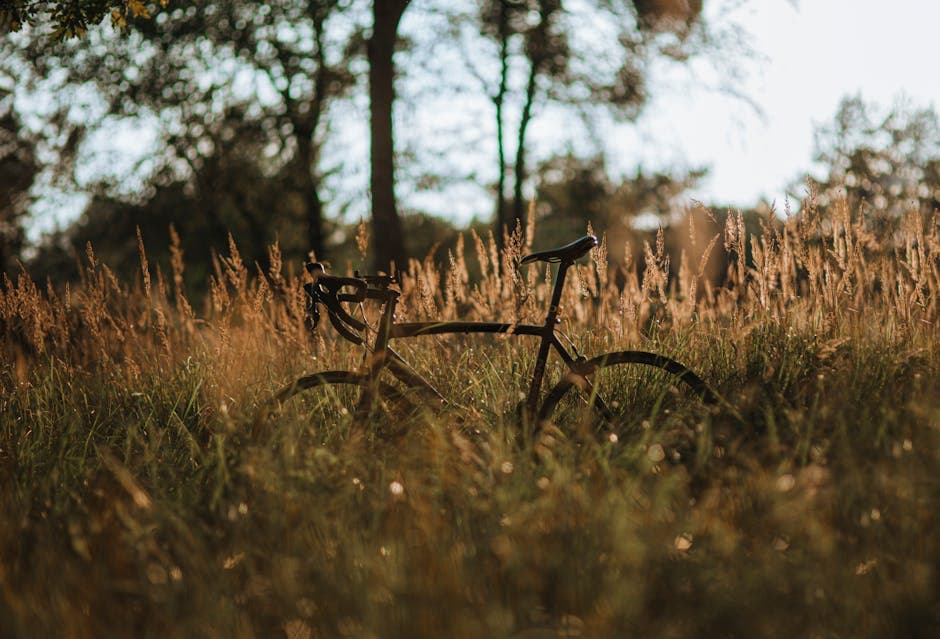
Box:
[520,235,598,265]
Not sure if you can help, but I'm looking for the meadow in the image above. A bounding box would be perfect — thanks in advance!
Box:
[1,201,938,638]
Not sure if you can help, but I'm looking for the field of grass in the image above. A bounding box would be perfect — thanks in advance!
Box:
[2,203,939,638]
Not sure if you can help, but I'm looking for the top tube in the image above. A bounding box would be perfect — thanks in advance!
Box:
[389,321,546,339]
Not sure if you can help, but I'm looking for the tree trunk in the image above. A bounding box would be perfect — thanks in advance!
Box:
[299,10,330,261]
[368,0,409,272]
[512,58,539,234]
[307,184,324,260]
[295,134,324,260]
[494,0,510,242]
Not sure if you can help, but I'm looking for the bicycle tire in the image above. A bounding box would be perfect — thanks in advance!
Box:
[258,370,419,436]
[536,350,717,431]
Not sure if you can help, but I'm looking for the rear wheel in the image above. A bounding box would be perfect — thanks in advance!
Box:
[537,351,717,436]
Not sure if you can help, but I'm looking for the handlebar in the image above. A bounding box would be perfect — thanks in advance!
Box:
[303,262,399,344]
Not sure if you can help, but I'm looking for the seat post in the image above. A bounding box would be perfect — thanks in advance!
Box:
[544,261,571,327]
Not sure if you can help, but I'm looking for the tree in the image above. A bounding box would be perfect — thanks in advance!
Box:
[4,2,358,263]
[368,0,410,271]
[6,0,750,275]
[507,0,564,232]
[0,1,163,38]
[28,131,295,295]
[6,0,411,270]
[0,92,38,274]
[468,0,574,237]
[803,94,940,220]
[534,151,705,260]
[467,0,720,239]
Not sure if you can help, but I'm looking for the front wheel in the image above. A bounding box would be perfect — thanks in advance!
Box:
[255,370,418,438]
[536,351,717,433]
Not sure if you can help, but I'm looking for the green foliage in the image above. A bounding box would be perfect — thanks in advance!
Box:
[2,0,754,275]
[4,0,357,266]
[804,94,940,220]
[25,94,334,296]
[535,153,706,226]
[476,0,715,117]
[0,0,164,39]
[533,152,707,264]
[472,1,738,232]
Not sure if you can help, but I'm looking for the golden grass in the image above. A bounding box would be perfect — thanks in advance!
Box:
[1,200,938,638]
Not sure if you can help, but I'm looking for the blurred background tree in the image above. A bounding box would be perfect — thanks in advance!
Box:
[368,0,410,270]
[533,152,706,259]
[461,0,736,240]
[27,106,302,293]
[0,0,165,38]
[798,94,940,226]
[1,0,757,292]
[3,0,358,283]
[0,88,38,274]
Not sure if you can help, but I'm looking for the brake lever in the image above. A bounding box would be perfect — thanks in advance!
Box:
[304,262,326,331]
[304,282,321,330]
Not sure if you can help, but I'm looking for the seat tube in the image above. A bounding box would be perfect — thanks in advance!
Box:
[524,261,570,419]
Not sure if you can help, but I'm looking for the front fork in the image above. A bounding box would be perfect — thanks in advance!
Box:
[356,293,448,414]
[355,290,399,415]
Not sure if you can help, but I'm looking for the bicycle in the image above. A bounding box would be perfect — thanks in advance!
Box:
[262,235,718,436]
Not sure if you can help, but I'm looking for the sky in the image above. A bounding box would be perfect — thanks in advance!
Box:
[638,0,940,209]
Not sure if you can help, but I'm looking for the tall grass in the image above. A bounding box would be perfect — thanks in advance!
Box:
[1,201,938,638]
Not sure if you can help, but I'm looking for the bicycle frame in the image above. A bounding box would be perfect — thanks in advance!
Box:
[268,235,718,434]
[262,234,718,435]
[359,260,614,421]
